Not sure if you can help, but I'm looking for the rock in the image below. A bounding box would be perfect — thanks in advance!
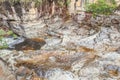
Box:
[15,50,86,71]
[111,19,119,24]
[13,49,97,79]
[79,66,100,80]
[3,37,46,50]
[6,37,25,49]
[15,66,33,80]
[104,65,120,77]
[0,59,16,80]
[44,37,61,46]
[74,12,86,23]
[71,51,120,80]
[76,26,120,53]
[41,37,62,50]
[14,38,46,50]
[8,22,26,37]
[45,68,79,80]
[76,26,89,35]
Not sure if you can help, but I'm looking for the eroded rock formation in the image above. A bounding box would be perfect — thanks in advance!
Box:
[0,1,120,80]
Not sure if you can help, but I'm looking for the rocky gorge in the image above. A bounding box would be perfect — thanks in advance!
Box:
[0,1,120,80]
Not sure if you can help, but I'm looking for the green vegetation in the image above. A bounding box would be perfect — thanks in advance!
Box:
[0,37,8,49]
[85,0,117,15]
[0,29,8,49]
[0,29,17,49]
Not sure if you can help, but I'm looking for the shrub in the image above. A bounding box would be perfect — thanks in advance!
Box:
[0,37,8,49]
[85,0,117,15]
[0,29,18,49]
[0,29,8,49]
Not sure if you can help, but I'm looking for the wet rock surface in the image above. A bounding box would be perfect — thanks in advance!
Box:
[0,4,120,80]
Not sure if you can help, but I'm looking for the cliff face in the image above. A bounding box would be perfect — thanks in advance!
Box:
[0,1,38,21]
[0,0,120,22]
[0,1,41,37]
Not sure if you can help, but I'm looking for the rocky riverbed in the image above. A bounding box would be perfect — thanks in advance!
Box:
[0,2,120,80]
[0,15,120,80]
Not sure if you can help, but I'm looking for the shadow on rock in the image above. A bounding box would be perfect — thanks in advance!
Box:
[8,37,46,50]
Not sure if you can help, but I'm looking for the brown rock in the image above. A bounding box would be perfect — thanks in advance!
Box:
[77,46,96,53]
[108,70,118,76]
[111,19,119,24]
[31,76,47,80]
[0,60,16,80]
[14,38,46,50]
